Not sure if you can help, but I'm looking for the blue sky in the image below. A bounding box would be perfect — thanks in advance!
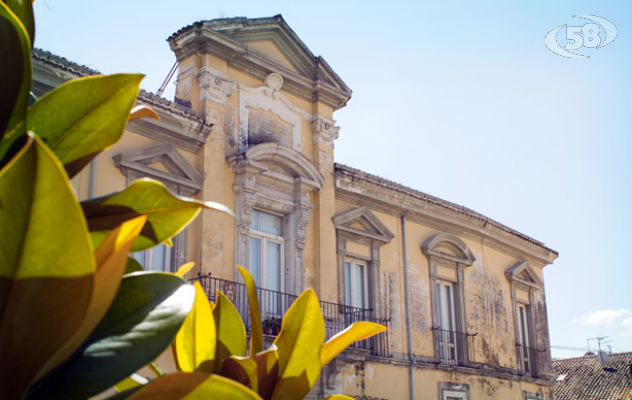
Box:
[33,0,632,357]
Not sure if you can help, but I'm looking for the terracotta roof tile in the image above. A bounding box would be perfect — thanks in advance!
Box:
[552,352,632,400]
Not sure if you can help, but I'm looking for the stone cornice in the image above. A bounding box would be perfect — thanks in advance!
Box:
[334,164,558,266]
[167,17,352,110]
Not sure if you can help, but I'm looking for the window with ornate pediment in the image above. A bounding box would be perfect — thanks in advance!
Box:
[113,142,203,272]
[333,207,394,315]
[422,234,475,366]
[229,142,323,295]
[506,261,543,377]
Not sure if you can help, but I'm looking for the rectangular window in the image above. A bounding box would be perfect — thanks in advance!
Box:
[344,258,368,309]
[132,243,172,272]
[443,390,467,400]
[248,210,284,291]
[517,303,533,374]
[436,280,458,362]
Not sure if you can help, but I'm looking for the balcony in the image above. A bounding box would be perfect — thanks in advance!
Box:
[516,343,540,377]
[193,273,390,358]
[432,327,474,367]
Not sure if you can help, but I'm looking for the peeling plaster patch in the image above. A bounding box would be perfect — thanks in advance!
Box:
[410,269,430,332]
[223,106,237,149]
[468,264,511,365]
[387,272,401,332]
[204,227,224,263]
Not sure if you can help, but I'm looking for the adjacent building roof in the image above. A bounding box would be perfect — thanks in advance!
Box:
[334,163,558,257]
[32,48,211,128]
[552,352,632,400]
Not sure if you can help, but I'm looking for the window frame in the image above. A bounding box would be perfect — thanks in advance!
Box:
[343,256,369,309]
[443,390,468,400]
[248,209,285,293]
[132,242,173,272]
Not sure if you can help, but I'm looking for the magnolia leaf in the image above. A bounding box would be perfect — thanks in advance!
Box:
[321,396,353,400]
[38,216,147,383]
[83,178,233,251]
[129,105,159,121]
[26,272,195,400]
[126,372,261,400]
[213,291,247,372]
[222,346,279,400]
[114,374,148,393]
[0,2,30,143]
[172,281,216,373]
[320,322,386,366]
[25,74,143,177]
[4,0,34,44]
[237,266,263,355]
[125,257,144,274]
[271,289,325,400]
[0,135,95,399]
[176,262,195,278]
[148,362,165,377]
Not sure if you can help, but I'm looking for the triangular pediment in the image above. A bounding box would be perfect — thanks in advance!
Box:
[333,207,394,243]
[506,261,541,288]
[202,16,350,93]
[113,143,203,196]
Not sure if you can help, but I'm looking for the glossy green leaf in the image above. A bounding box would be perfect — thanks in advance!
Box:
[320,322,386,366]
[213,291,247,371]
[271,289,325,400]
[38,216,147,381]
[4,0,34,44]
[83,178,233,251]
[125,257,144,274]
[238,266,263,355]
[0,134,95,399]
[26,272,195,400]
[23,74,143,177]
[126,372,261,400]
[222,346,279,400]
[0,2,30,142]
[173,281,216,373]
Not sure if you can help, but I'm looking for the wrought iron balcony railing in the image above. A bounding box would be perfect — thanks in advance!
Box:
[193,273,390,358]
[432,327,474,367]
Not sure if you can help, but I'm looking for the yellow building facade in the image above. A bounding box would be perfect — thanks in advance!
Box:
[33,15,558,400]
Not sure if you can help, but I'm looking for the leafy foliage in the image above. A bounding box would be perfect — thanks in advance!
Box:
[0,2,386,399]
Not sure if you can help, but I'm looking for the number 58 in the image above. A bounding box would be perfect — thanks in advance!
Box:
[565,23,601,49]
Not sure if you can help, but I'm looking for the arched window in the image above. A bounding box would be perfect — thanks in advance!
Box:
[422,234,475,366]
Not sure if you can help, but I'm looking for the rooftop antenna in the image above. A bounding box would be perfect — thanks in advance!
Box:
[156,61,178,98]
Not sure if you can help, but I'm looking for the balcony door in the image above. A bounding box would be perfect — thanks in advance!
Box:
[517,303,533,374]
[248,210,284,318]
[436,280,458,363]
[344,258,368,311]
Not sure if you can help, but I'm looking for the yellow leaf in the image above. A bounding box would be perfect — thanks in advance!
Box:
[213,291,247,371]
[271,289,325,400]
[38,216,147,381]
[238,266,263,355]
[128,372,261,400]
[221,346,279,400]
[176,262,195,278]
[114,373,149,392]
[321,396,353,400]
[320,322,386,366]
[128,105,159,121]
[173,281,216,373]
[148,361,165,377]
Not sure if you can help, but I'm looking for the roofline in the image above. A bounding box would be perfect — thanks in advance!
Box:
[32,48,211,128]
[552,351,632,363]
[334,163,559,261]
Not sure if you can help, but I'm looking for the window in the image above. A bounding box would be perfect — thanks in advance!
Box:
[436,280,458,362]
[517,303,533,374]
[344,258,368,309]
[248,210,284,292]
[132,243,172,272]
[443,390,467,400]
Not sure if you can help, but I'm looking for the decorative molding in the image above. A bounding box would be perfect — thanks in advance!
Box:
[238,79,310,152]
[422,233,476,266]
[333,206,395,244]
[230,143,322,294]
[312,117,340,146]
[198,65,234,104]
[112,143,203,196]
[506,260,542,289]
